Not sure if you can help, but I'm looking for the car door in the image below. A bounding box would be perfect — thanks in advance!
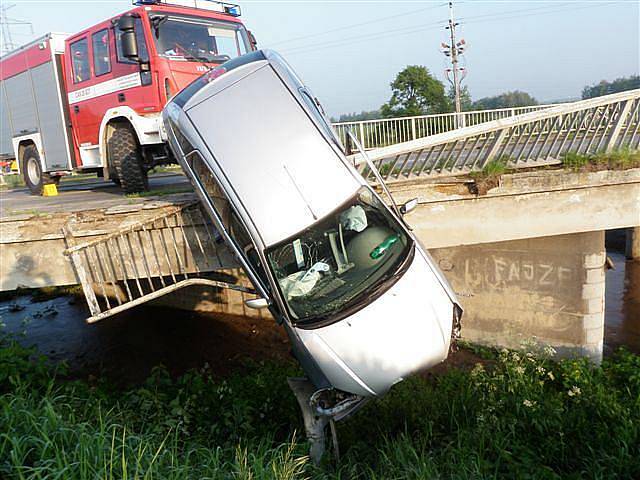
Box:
[185,149,272,299]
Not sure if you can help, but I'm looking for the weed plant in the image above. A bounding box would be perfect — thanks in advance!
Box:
[1,335,638,479]
[562,148,640,172]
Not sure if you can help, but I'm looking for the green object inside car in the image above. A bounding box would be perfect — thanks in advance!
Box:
[370,234,400,260]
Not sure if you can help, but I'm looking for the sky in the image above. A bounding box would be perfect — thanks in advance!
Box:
[2,0,639,117]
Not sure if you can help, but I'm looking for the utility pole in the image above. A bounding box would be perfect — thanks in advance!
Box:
[441,1,467,127]
[0,4,33,56]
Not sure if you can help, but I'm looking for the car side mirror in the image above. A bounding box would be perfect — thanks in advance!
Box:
[117,14,139,61]
[245,297,270,310]
[399,198,418,216]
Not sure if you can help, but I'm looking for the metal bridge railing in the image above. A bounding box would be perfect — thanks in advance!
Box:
[333,104,560,150]
[348,89,640,184]
[63,202,252,323]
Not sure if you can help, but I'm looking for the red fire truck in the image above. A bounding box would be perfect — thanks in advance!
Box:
[0,0,256,194]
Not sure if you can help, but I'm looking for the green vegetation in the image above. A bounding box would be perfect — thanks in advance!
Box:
[1,333,639,479]
[381,65,450,118]
[149,165,184,175]
[469,156,511,194]
[582,75,640,100]
[332,110,382,123]
[0,174,24,191]
[562,148,640,172]
[472,91,538,110]
[448,85,473,111]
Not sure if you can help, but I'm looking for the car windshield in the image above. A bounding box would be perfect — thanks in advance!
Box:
[266,188,413,324]
[150,13,249,63]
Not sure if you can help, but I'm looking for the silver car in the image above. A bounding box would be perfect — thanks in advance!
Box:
[162,50,462,402]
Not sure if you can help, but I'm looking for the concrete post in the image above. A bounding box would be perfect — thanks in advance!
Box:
[626,227,640,260]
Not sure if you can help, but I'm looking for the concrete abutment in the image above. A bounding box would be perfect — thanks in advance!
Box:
[430,231,606,362]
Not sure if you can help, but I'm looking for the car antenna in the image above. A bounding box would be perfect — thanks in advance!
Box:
[345,128,402,219]
[283,164,318,221]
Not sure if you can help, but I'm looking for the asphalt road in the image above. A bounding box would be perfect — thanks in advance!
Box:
[0,173,191,218]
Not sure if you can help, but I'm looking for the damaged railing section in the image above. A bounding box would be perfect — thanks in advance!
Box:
[63,202,253,324]
[349,89,640,183]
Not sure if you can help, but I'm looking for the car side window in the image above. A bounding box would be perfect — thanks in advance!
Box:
[92,29,111,76]
[115,17,149,63]
[70,37,91,83]
[187,151,269,288]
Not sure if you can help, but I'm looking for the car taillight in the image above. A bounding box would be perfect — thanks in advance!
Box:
[204,66,226,83]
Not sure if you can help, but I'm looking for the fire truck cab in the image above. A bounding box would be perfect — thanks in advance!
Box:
[0,0,256,194]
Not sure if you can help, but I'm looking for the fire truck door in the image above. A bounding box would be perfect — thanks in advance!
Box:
[66,35,100,158]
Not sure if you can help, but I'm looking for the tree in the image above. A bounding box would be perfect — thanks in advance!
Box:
[472,91,538,110]
[581,75,640,99]
[448,85,473,111]
[332,109,382,123]
[381,66,450,118]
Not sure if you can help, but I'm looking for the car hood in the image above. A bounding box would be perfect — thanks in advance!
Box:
[294,249,455,396]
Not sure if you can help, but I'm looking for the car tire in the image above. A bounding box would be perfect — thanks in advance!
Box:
[21,145,57,195]
[107,124,148,194]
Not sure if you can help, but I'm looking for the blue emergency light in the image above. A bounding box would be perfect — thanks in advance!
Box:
[133,0,241,16]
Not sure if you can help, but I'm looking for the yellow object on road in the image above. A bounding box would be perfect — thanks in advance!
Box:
[42,184,58,196]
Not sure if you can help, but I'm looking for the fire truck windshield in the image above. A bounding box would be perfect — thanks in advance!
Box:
[150,13,250,63]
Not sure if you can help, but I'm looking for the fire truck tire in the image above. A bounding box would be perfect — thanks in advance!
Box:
[21,145,57,195]
[108,124,148,194]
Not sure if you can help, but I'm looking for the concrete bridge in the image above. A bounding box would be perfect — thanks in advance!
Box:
[1,90,639,361]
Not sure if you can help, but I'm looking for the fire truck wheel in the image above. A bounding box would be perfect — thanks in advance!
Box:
[21,145,56,195]
[108,124,149,194]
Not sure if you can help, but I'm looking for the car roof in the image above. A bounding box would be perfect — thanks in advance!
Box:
[174,50,364,247]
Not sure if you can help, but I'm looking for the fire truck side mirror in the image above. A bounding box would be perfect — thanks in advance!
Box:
[117,14,139,61]
[248,31,258,50]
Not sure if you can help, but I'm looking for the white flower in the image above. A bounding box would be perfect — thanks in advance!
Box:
[547,371,555,381]
[512,353,521,362]
[536,366,545,374]
[543,345,557,356]
[568,385,582,397]
[515,366,525,375]
[523,399,536,408]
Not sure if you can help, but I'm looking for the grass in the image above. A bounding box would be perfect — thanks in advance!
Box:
[562,148,640,172]
[1,334,639,479]
[469,156,511,194]
[0,174,24,191]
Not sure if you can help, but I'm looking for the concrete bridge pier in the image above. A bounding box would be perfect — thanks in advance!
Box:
[627,227,640,260]
[429,231,606,362]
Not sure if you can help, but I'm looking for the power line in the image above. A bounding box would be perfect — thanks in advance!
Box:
[457,1,616,25]
[0,3,33,55]
[279,1,620,57]
[270,3,446,47]
[280,20,447,56]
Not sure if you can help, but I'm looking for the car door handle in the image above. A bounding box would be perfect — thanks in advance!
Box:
[73,105,80,113]
[118,93,126,102]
